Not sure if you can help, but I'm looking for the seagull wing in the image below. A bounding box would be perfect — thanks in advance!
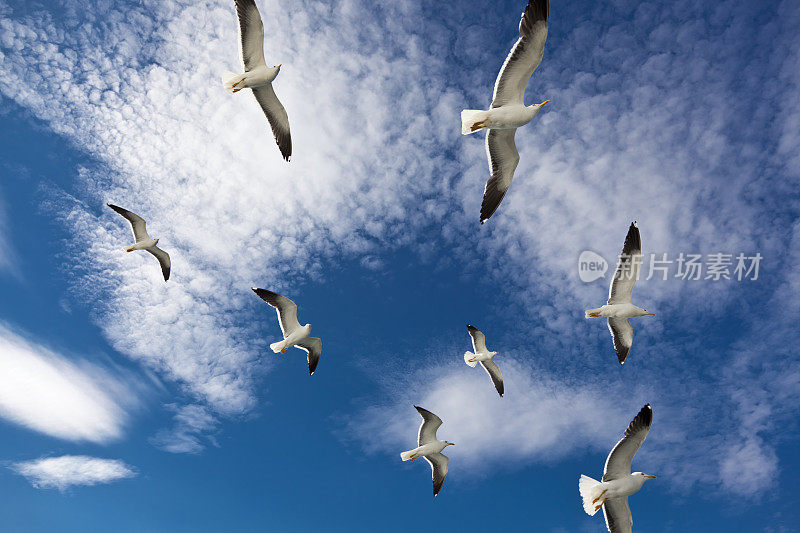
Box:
[107,203,150,242]
[602,497,633,533]
[466,324,488,353]
[252,288,302,336]
[296,337,322,376]
[235,0,266,70]
[491,0,549,108]
[607,318,633,364]
[424,452,449,497]
[480,359,504,397]
[414,405,443,446]
[252,84,292,161]
[146,246,171,281]
[608,223,642,304]
[603,404,653,481]
[481,129,520,223]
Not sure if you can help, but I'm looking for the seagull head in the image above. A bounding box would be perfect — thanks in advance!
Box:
[274,64,282,70]
[528,100,549,116]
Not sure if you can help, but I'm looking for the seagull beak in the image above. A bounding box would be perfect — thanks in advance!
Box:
[646,312,656,316]
[277,64,282,68]
[540,100,550,106]
[448,442,455,446]
[645,475,657,479]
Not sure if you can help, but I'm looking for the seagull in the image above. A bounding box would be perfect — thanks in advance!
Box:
[222,0,292,161]
[252,288,321,375]
[107,203,171,281]
[464,325,504,397]
[400,406,454,497]
[579,404,656,533]
[585,222,655,364]
[460,0,549,224]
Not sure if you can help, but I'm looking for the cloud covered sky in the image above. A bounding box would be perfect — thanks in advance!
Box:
[0,0,798,530]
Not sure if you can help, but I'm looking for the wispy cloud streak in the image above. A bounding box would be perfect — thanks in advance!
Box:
[11,455,137,491]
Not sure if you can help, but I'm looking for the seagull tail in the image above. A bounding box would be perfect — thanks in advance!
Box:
[269,340,286,354]
[579,475,603,516]
[461,110,488,135]
[400,449,416,462]
[585,308,603,319]
[222,72,246,93]
[464,351,478,368]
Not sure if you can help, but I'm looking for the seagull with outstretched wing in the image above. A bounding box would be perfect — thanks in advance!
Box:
[107,203,171,281]
[252,288,321,375]
[400,406,454,497]
[463,325,504,397]
[585,222,655,364]
[579,404,656,532]
[460,0,550,223]
[222,0,292,161]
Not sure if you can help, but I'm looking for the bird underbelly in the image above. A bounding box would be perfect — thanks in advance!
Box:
[486,107,532,129]
[604,479,641,499]
[130,239,156,251]
[244,68,277,88]
[603,304,638,318]
[419,442,445,455]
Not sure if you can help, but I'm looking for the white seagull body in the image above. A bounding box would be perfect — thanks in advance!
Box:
[461,0,549,224]
[107,203,171,281]
[464,325,504,397]
[400,406,454,497]
[585,222,655,364]
[222,0,292,161]
[252,288,321,375]
[579,404,656,533]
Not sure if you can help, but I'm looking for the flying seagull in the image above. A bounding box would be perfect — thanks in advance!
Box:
[579,404,656,533]
[252,288,321,375]
[585,222,655,364]
[400,406,454,497]
[461,0,549,224]
[464,325,504,397]
[222,0,292,161]
[107,203,171,281]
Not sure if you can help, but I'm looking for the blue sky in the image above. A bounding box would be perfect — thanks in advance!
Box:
[0,0,799,530]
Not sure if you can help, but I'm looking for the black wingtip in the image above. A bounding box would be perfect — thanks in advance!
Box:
[520,0,549,36]
[635,404,653,425]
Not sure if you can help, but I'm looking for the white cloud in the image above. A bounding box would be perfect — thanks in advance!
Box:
[150,403,219,454]
[11,455,136,491]
[0,191,17,275]
[345,357,644,473]
[0,322,138,443]
[719,438,778,496]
